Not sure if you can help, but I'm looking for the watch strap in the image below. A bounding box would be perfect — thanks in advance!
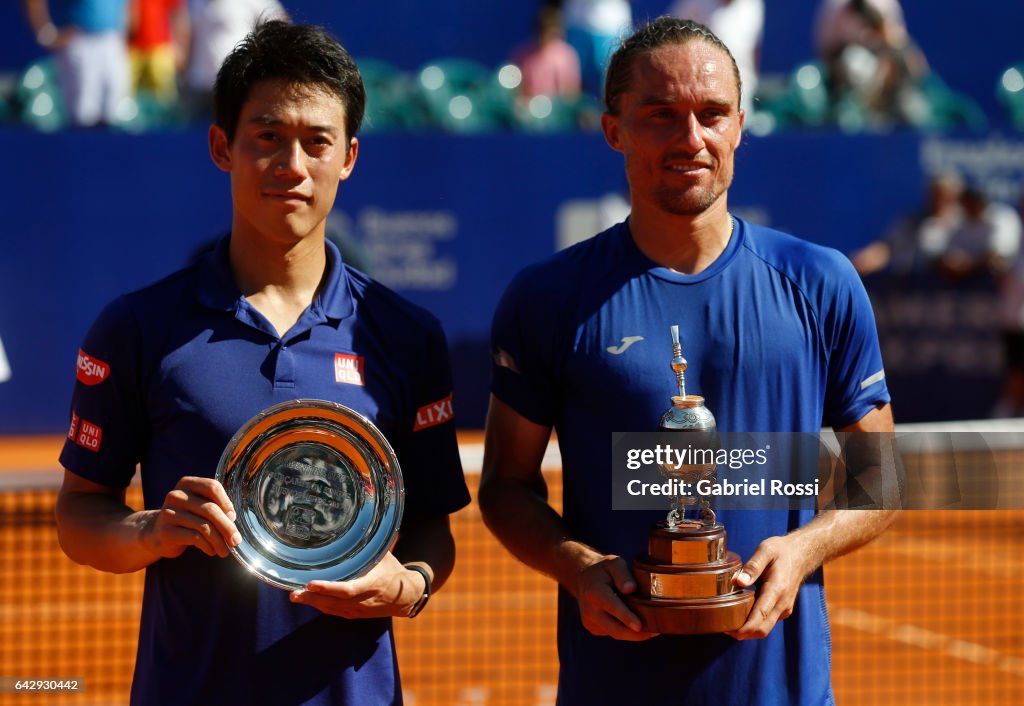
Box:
[404,564,431,619]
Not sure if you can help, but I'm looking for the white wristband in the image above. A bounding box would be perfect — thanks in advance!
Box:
[36,23,58,48]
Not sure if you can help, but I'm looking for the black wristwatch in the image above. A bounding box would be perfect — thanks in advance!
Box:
[404,564,432,619]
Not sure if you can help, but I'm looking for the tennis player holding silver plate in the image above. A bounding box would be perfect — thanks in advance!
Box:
[54,21,470,705]
[216,399,404,590]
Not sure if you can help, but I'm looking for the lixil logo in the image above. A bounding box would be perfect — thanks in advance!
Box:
[414,393,454,431]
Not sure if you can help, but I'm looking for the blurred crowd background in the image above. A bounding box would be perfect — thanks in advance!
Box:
[5,0,1023,135]
[3,0,1024,433]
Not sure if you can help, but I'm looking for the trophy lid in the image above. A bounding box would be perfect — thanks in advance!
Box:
[661,328,715,431]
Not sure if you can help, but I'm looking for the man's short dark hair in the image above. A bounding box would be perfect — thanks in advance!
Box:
[603,16,742,116]
[214,20,366,144]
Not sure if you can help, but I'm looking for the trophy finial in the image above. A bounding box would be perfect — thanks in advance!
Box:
[670,325,687,399]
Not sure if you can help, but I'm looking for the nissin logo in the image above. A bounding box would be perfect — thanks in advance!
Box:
[77,350,110,386]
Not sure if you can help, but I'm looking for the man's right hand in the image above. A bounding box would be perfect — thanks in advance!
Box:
[572,554,659,642]
[141,477,241,559]
[33,22,78,50]
[479,399,659,642]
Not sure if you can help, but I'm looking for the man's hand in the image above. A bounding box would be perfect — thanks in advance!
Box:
[140,476,240,559]
[32,21,78,50]
[726,535,814,640]
[289,553,427,619]
[46,25,79,50]
[572,555,659,642]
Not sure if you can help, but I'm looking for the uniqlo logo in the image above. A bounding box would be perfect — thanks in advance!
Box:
[334,353,365,386]
[67,411,79,441]
[414,393,454,432]
[75,419,103,453]
[76,349,110,385]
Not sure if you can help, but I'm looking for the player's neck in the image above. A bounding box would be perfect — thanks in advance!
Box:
[229,223,326,291]
[629,201,734,275]
[228,225,328,336]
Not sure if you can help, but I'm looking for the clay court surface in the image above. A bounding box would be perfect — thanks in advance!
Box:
[1,434,1021,705]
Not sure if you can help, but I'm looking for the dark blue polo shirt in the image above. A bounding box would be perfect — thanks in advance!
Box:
[60,237,470,705]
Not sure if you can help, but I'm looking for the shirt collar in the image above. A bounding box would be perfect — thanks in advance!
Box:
[196,235,355,322]
[196,235,238,311]
[319,238,355,321]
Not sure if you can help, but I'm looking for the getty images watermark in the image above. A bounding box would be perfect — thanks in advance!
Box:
[611,431,1023,511]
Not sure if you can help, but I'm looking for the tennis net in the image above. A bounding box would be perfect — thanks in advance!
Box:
[0,430,1021,705]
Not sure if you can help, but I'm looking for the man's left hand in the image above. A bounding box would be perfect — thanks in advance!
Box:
[726,534,815,640]
[289,552,427,619]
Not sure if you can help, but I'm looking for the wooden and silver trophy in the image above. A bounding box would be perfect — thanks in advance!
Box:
[625,326,755,634]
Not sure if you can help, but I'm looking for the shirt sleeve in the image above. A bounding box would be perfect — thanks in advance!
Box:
[489,265,565,428]
[58,296,147,488]
[822,253,891,427]
[392,318,470,520]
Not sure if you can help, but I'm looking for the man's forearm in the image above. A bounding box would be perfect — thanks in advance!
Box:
[22,0,50,31]
[787,509,900,574]
[392,515,457,593]
[55,490,162,574]
[478,477,601,596]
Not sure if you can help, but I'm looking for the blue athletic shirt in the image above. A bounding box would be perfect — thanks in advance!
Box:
[56,0,127,33]
[490,217,889,706]
[60,238,470,706]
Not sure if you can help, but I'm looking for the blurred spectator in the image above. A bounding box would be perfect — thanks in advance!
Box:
[850,172,963,277]
[561,0,631,97]
[0,336,9,383]
[937,186,1022,282]
[128,0,189,105]
[511,6,581,99]
[993,191,1024,418]
[22,0,131,127]
[182,0,287,120]
[813,0,929,125]
[666,0,764,115]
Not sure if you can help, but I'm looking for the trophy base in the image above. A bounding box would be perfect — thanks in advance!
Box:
[634,551,743,598]
[629,525,755,634]
[626,590,755,634]
[649,521,726,564]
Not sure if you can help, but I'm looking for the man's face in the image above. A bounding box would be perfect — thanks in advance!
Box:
[602,41,744,217]
[209,79,357,245]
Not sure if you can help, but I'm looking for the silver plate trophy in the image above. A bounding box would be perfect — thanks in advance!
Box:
[215,399,404,590]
